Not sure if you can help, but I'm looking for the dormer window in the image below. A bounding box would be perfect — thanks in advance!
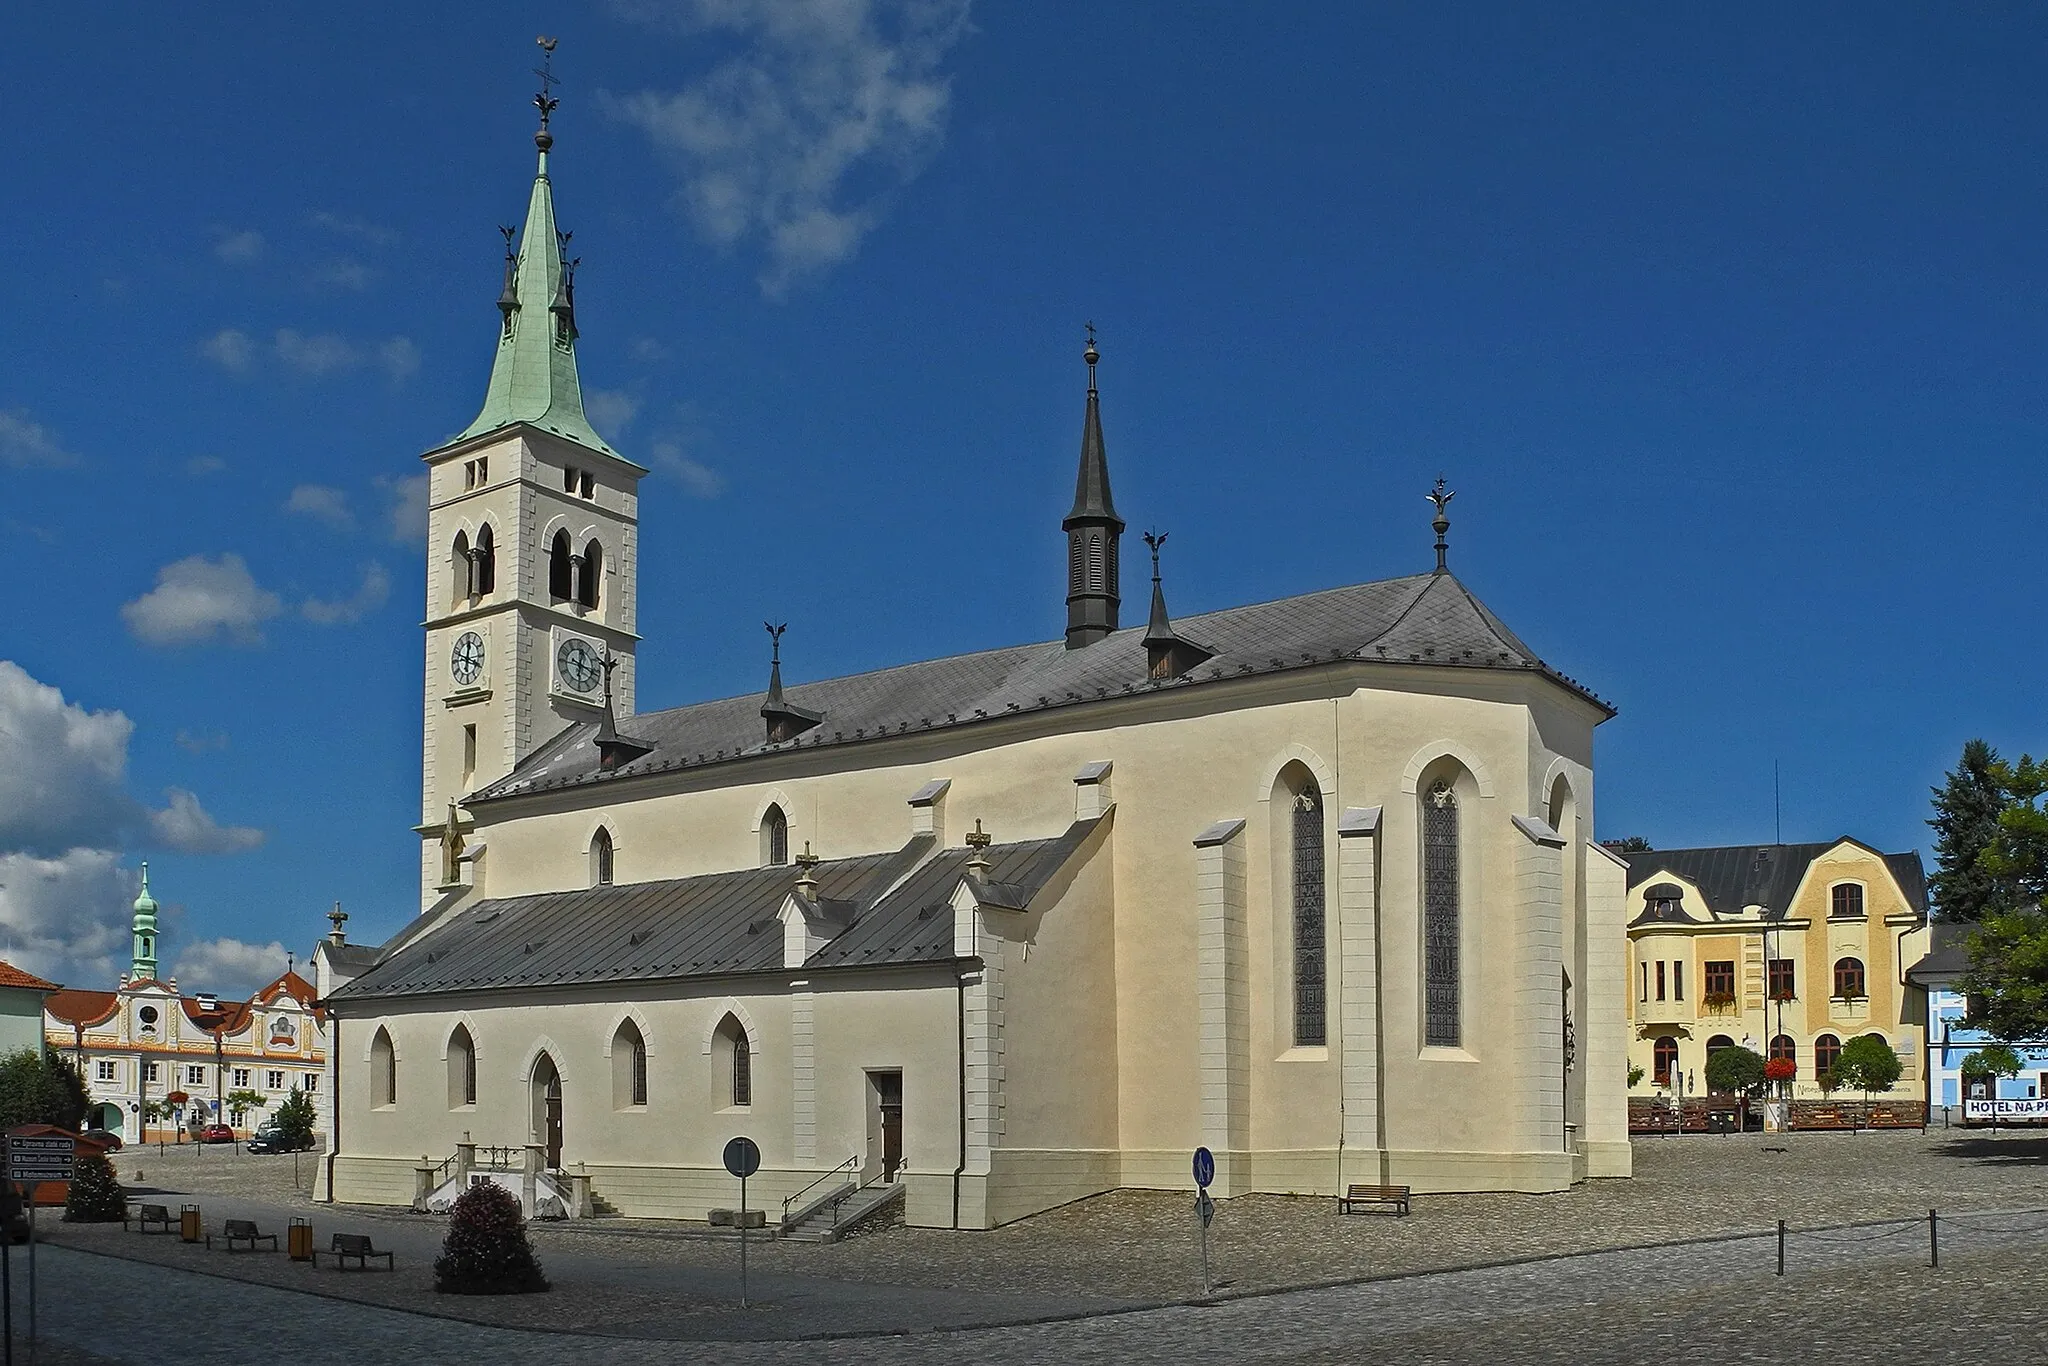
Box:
[1830,884,1865,920]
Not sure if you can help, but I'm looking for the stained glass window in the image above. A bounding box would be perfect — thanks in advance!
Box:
[1424,780,1462,1047]
[1292,781,1327,1047]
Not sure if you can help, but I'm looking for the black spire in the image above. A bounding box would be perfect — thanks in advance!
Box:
[594,653,653,771]
[761,623,823,743]
[1063,324,1124,648]
[1140,531,1213,679]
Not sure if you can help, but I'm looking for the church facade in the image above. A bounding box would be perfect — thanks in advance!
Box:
[316,88,1630,1228]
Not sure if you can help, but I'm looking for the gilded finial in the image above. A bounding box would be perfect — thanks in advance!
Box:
[1427,476,1455,572]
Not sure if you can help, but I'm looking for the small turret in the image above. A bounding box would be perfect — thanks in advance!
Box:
[1063,325,1125,648]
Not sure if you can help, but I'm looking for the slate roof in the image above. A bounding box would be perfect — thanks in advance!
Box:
[330,822,1099,1003]
[1623,842,1929,921]
[1905,921,1972,986]
[473,570,1608,807]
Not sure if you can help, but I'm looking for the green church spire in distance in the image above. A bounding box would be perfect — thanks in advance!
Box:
[130,861,160,983]
[454,37,618,458]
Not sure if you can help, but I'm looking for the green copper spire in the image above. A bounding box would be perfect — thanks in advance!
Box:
[131,861,160,982]
[455,45,616,457]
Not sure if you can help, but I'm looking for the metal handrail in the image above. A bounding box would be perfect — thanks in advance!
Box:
[783,1154,860,1219]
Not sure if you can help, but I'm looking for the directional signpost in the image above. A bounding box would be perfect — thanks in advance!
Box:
[1192,1146,1216,1296]
[723,1136,762,1309]
[5,1133,74,1363]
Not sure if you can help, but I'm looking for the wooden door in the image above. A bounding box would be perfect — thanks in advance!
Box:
[544,1079,563,1169]
[877,1072,903,1182]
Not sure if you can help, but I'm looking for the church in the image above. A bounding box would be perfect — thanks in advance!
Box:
[315,78,1632,1229]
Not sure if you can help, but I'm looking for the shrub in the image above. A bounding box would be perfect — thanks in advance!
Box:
[433,1182,549,1294]
[63,1154,127,1223]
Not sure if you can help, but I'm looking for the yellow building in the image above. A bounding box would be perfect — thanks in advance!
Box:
[1622,839,1929,1103]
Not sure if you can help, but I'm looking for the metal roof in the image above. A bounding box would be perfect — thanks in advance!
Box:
[472,569,1609,808]
[1623,841,1929,921]
[330,822,1099,1003]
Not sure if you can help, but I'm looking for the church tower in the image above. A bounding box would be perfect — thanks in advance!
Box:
[416,44,645,908]
[128,862,160,984]
[1064,330,1123,647]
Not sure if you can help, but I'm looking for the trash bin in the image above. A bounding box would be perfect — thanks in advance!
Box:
[289,1217,314,1261]
[180,1204,202,1242]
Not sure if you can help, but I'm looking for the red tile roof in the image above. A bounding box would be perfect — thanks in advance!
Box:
[0,961,60,992]
[43,989,119,1029]
[253,970,317,1007]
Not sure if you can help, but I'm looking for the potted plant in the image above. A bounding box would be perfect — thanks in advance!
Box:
[1702,990,1738,1015]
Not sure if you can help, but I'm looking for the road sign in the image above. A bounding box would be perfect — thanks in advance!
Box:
[4,1135,75,1183]
[1196,1191,1216,1228]
[722,1136,761,1179]
[1192,1146,1214,1189]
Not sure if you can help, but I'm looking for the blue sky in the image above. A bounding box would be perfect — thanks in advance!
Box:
[4,3,2045,994]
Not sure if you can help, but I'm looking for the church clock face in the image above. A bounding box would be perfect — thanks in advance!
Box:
[556,637,602,694]
[449,631,486,686]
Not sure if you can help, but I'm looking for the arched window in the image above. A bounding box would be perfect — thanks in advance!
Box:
[451,531,472,606]
[474,524,496,596]
[1291,774,1327,1047]
[1830,884,1865,919]
[447,1025,476,1108]
[1423,779,1462,1048]
[1653,1036,1679,1086]
[591,828,614,886]
[1705,1034,1735,1056]
[612,1019,647,1110]
[1833,957,1866,1000]
[1769,1034,1797,1078]
[713,1014,753,1108]
[1814,1033,1841,1079]
[369,1027,396,1108]
[549,530,573,601]
[762,805,789,866]
[578,540,602,610]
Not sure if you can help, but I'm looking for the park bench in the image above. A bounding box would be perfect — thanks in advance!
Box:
[330,1232,395,1271]
[130,1203,174,1234]
[208,1218,278,1252]
[1338,1184,1411,1216]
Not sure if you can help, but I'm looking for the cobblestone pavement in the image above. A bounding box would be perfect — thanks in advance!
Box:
[56,1128,2048,1343]
[23,1209,2048,1364]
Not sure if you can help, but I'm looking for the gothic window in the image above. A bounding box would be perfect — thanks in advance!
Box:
[763,805,789,866]
[578,540,602,610]
[1830,884,1865,919]
[591,828,614,887]
[447,1025,476,1108]
[1424,780,1462,1047]
[1652,1035,1678,1086]
[370,1027,396,1108]
[1815,1033,1841,1079]
[714,1015,752,1107]
[612,1019,647,1109]
[1833,957,1866,1000]
[451,531,472,605]
[474,524,496,596]
[1291,776,1327,1047]
[549,531,573,601]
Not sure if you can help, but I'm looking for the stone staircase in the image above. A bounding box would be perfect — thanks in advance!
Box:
[780,1180,904,1243]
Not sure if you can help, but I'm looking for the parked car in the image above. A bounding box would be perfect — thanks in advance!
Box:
[81,1128,124,1151]
[245,1126,312,1155]
[197,1124,235,1144]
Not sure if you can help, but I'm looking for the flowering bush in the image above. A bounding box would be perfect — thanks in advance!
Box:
[433,1182,549,1295]
[1763,1057,1796,1083]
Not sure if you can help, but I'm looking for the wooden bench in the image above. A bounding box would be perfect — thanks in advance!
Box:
[208,1218,278,1252]
[330,1232,395,1271]
[130,1203,174,1234]
[1338,1184,1411,1216]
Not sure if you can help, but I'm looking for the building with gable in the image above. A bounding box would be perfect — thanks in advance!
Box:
[42,866,327,1140]
[1621,839,1930,1105]
[315,76,1631,1228]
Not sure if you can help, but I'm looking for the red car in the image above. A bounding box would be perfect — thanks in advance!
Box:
[198,1124,235,1144]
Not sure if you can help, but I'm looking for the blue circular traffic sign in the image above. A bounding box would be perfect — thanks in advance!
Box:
[723,1136,761,1179]
[1193,1146,1214,1189]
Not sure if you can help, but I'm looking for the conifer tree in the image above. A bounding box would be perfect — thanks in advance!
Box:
[62,1153,127,1223]
[1929,739,2010,921]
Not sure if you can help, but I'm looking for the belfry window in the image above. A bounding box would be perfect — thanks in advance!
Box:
[1423,780,1462,1047]
[1291,776,1327,1047]
[549,530,573,601]
[474,525,496,596]
[577,540,602,610]
[591,828,614,887]
[452,531,472,605]
[763,805,789,866]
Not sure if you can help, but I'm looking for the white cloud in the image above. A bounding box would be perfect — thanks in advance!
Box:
[0,848,133,988]
[301,562,391,626]
[173,936,291,999]
[308,211,398,245]
[0,661,136,858]
[379,337,421,382]
[185,455,227,476]
[376,473,429,543]
[273,329,359,376]
[630,336,674,362]
[214,229,265,263]
[200,328,257,375]
[586,388,641,434]
[284,483,354,530]
[649,438,726,497]
[149,789,265,855]
[120,554,284,647]
[0,411,79,468]
[609,0,972,296]
[174,729,229,754]
[313,258,376,292]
